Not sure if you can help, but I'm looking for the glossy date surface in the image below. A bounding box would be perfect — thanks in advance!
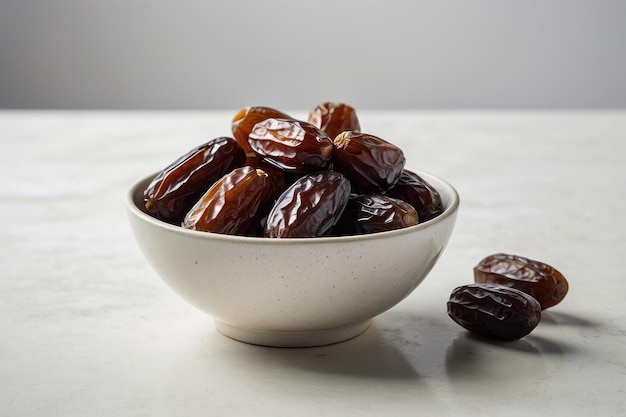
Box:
[335,194,419,235]
[182,166,274,236]
[144,137,246,224]
[232,106,292,157]
[265,171,351,238]
[447,283,542,341]
[386,169,444,222]
[332,131,405,194]
[248,118,334,173]
[307,101,361,140]
[474,253,569,310]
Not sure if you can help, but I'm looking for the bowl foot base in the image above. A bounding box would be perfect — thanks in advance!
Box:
[214,320,371,347]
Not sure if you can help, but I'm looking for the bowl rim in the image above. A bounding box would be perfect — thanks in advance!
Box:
[126,168,460,245]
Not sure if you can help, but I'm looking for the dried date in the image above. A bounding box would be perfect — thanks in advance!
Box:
[474,253,569,310]
[144,137,246,224]
[334,194,418,235]
[232,106,292,157]
[265,171,351,238]
[182,166,275,236]
[248,118,334,173]
[244,156,298,197]
[332,131,406,194]
[447,283,542,341]
[386,169,444,222]
[307,102,361,140]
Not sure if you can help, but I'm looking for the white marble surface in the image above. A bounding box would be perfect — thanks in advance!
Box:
[1,110,625,416]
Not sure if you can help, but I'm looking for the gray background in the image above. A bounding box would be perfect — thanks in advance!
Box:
[1,0,625,110]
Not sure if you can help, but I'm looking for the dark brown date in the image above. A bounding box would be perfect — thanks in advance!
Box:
[182,166,275,236]
[248,118,334,173]
[265,171,351,238]
[144,137,246,224]
[334,194,418,235]
[447,283,542,341]
[385,169,444,222]
[232,106,292,157]
[307,102,361,140]
[474,253,569,310]
[332,131,406,194]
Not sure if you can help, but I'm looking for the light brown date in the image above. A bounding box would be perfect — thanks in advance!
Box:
[474,253,569,310]
[332,131,406,194]
[307,102,361,140]
[248,118,334,173]
[182,166,275,236]
[144,137,246,224]
[265,171,351,238]
[232,106,292,157]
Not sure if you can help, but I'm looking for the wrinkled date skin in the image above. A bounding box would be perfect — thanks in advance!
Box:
[335,194,418,235]
[182,166,275,236]
[144,137,246,224]
[474,253,569,310]
[248,118,334,173]
[265,171,351,238]
[386,169,444,222]
[232,106,292,157]
[307,102,361,140]
[447,283,542,341]
[332,131,406,194]
[244,156,301,198]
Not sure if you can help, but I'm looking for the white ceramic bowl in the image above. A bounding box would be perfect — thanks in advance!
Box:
[126,169,459,347]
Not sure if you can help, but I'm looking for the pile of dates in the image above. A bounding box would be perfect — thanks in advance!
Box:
[447,253,569,341]
[143,102,444,238]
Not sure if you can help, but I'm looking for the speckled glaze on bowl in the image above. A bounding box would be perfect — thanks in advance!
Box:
[125,169,459,347]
